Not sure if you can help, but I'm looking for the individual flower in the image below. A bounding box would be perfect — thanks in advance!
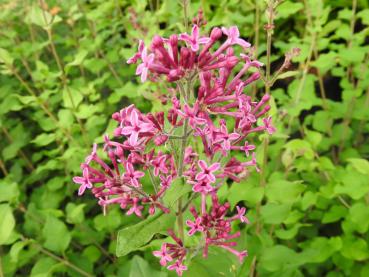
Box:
[120,109,154,145]
[153,243,173,266]
[167,260,187,276]
[73,167,92,195]
[179,24,210,51]
[186,217,204,236]
[195,160,220,183]
[221,26,251,48]
[136,47,154,82]
[123,162,145,187]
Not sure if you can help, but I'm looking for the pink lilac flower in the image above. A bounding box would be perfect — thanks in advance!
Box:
[159,175,172,188]
[120,109,154,145]
[186,217,204,235]
[123,162,145,187]
[263,116,276,134]
[176,102,207,129]
[179,24,210,51]
[135,47,154,82]
[221,26,251,48]
[196,160,220,183]
[73,167,92,195]
[240,141,255,157]
[127,40,145,64]
[167,260,187,276]
[126,197,144,217]
[153,243,173,266]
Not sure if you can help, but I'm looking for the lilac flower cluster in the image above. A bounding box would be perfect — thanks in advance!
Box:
[73,23,275,276]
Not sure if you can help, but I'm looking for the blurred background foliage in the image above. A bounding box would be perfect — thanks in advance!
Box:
[1,0,369,276]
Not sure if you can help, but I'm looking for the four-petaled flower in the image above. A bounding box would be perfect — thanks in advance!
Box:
[221,26,251,48]
[215,124,240,151]
[126,197,144,217]
[153,243,173,266]
[236,206,250,224]
[167,260,188,276]
[121,109,154,146]
[123,162,145,187]
[192,179,213,194]
[179,24,210,52]
[176,102,207,129]
[263,116,276,135]
[73,167,93,196]
[240,141,255,157]
[186,217,204,236]
[196,160,220,183]
[136,47,154,82]
[159,175,172,188]
[150,153,168,176]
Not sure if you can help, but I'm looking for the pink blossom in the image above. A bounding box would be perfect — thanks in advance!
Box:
[179,24,210,52]
[85,143,97,164]
[240,141,255,157]
[153,243,173,266]
[263,116,276,134]
[196,160,220,183]
[120,109,154,146]
[150,153,168,176]
[126,198,144,217]
[136,47,154,82]
[176,102,207,129]
[236,206,250,224]
[191,179,213,194]
[73,167,92,195]
[186,217,204,236]
[159,175,172,188]
[127,40,145,64]
[123,162,144,187]
[221,26,251,48]
[167,260,187,276]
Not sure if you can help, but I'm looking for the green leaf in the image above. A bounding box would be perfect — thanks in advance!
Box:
[30,257,59,277]
[10,240,30,263]
[25,5,62,29]
[276,2,304,19]
[32,133,56,146]
[42,215,71,253]
[0,204,15,245]
[66,203,86,224]
[65,50,88,73]
[260,245,301,272]
[227,175,263,206]
[341,237,369,261]
[347,158,369,175]
[348,203,369,233]
[0,48,14,65]
[129,256,167,277]
[322,205,347,223]
[163,179,192,208]
[0,182,19,203]
[265,180,305,204]
[63,87,83,109]
[260,203,290,224]
[116,212,175,257]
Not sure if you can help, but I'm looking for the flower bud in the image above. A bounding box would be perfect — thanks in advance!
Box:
[210,27,222,41]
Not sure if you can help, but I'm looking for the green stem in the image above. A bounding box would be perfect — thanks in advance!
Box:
[148,167,159,193]
[30,241,93,277]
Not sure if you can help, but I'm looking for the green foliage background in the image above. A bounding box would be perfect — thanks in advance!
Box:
[1,0,369,276]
